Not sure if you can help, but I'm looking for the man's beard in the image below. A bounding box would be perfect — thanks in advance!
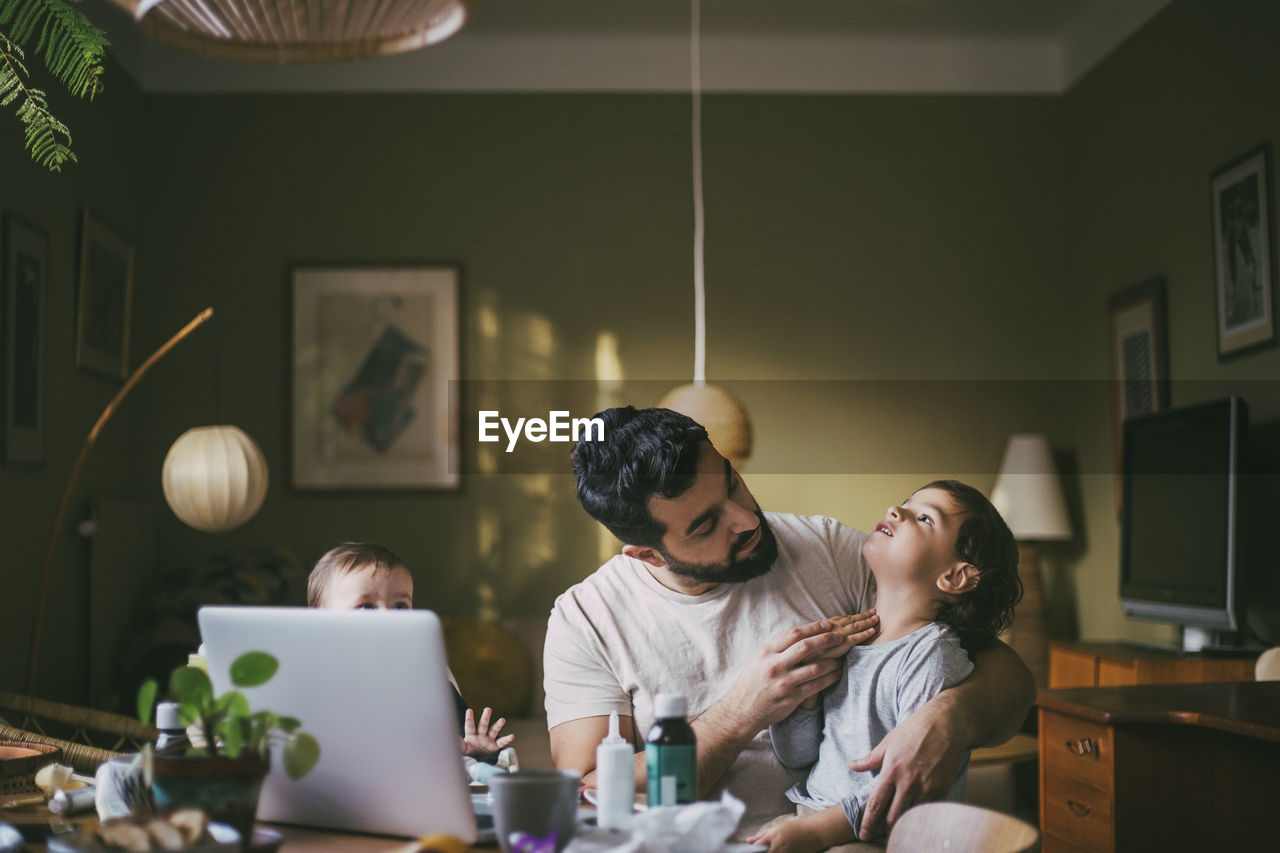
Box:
[659,511,780,584]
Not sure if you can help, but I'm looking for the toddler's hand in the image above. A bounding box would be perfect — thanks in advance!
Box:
[825,609,879,650]
[460,706,516,758]
[747,817,822,853]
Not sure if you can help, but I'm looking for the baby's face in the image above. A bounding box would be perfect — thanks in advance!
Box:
[323,564,414,610]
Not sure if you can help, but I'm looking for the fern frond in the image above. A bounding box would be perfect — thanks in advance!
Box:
[1,29,75,171]
[1,0,107,100]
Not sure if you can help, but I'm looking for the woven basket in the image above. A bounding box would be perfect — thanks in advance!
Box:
[0,740,61,795]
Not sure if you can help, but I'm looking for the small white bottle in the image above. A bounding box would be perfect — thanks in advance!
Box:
[595,710,634,830]
[155,702,190,754]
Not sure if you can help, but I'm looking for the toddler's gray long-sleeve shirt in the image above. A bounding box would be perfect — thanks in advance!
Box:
[769,622,974,836]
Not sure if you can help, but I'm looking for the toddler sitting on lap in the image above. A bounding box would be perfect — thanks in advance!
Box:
[749,481,1020,851]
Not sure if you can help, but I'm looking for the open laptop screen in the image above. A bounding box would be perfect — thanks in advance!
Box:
[198,607,475,840]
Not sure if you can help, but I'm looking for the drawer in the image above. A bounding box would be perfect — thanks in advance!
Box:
[1040,711,1112,790]
[1042,832,1100,853]
[1043,772,1113,852]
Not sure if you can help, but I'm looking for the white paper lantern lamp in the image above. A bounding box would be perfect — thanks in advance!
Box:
[162,425,269,533]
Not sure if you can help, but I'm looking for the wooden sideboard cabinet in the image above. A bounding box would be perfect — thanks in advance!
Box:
[1048,640,1257,688]
[1037,681,1280,852]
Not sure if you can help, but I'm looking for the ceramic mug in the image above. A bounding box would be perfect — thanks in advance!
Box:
[489,770,580,853]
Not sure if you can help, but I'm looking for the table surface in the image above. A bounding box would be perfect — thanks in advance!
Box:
[1036,679,1280,743]
[0,800,467,852]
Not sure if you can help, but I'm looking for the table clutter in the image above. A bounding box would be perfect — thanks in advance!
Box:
[45,810,238,853]
[1,745,63,797]
[565,792,748,853]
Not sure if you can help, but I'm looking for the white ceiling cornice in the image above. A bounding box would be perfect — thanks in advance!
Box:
[84,0,1171,96]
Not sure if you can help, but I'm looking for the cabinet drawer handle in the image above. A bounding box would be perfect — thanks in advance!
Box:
[1066,737,1094,756]
[1067,799,1092,818]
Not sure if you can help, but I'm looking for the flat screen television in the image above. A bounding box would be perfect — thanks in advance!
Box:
[1119,396,1247,651]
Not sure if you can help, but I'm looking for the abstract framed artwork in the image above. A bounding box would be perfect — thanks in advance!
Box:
[1107,277,1171,500]
[76,210,136,380]
[3,215,48,467]
[1210,143,1277,360]
[292,266,459,489]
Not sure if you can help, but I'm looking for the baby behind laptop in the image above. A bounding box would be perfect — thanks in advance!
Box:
[308,542,515,764]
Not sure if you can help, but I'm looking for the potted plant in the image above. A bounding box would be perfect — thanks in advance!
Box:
[137,652,320,843]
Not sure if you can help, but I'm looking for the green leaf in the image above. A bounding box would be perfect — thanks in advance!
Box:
[214,690,251,718]
[0,0,109,170]
[282,732,320,780]
[277,716,302,733]
[220,715,242,758]
[177,702,200,727]
[136,679,157,725]
[229,652,278,688]
[170,666,214,709]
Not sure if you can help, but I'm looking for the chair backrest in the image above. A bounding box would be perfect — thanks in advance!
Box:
[0,691,154,774]
[886,802,1040,853]
[1256,647,1280,681]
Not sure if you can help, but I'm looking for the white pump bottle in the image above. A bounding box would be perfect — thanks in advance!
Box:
[595,709,634,830]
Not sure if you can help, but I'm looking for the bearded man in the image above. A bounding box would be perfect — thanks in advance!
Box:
[544,406,1033,839]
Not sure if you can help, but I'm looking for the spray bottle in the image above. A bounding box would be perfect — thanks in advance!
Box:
[595,710,634,830]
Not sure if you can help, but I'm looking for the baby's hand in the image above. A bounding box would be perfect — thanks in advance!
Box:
[460,707,516,758]
[747,817,822,853]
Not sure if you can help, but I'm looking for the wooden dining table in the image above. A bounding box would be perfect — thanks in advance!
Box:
[1,799,476,853]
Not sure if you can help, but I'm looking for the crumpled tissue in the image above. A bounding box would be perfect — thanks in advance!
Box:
[33,763,78,796]
[93,754,154,820]
[568,791,745,853]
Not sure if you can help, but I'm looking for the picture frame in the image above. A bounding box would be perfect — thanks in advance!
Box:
[1107,277,1171,492]
[1210,143,1277,360]
[3,215,48,467]
[76,210,135,380]
[292,266,459,490]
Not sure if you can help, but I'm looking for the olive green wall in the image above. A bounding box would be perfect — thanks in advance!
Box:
[1063,0,1280,646]
[128,91,1070,635]
[0,56,147,701]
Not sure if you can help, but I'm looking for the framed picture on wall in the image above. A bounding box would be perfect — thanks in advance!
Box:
[1107,277,1171,494]
[1210,143,1277,360]
[76,210,136,380]
[292,266,459,490]
[3,215,48,467]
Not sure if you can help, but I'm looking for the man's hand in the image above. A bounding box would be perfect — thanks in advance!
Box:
[848,700,963,838]
[716,620,860,733]
[797,610,878,709]
[460,706,515,758]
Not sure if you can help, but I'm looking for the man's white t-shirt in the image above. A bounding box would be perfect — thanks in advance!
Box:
[544,512,873,834]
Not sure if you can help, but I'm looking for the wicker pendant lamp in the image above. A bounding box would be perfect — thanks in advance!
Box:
[111,0,472,62]
[658,0,753,466]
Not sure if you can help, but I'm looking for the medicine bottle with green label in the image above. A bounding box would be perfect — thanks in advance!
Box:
[645,693,697,805]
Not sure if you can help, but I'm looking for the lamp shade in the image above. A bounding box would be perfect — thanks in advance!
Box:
[658,383,753,465]
[114,0,471,62]
[162,425,269,533]
[990,434,1071,541]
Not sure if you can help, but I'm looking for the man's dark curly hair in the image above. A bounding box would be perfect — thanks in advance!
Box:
[571,406,709,548]
[923,479,1022,650]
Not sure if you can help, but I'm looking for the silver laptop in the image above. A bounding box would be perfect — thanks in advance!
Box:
[198,606,475,840]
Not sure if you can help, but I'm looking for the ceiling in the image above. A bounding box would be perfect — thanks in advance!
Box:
[85,0,1172,94]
